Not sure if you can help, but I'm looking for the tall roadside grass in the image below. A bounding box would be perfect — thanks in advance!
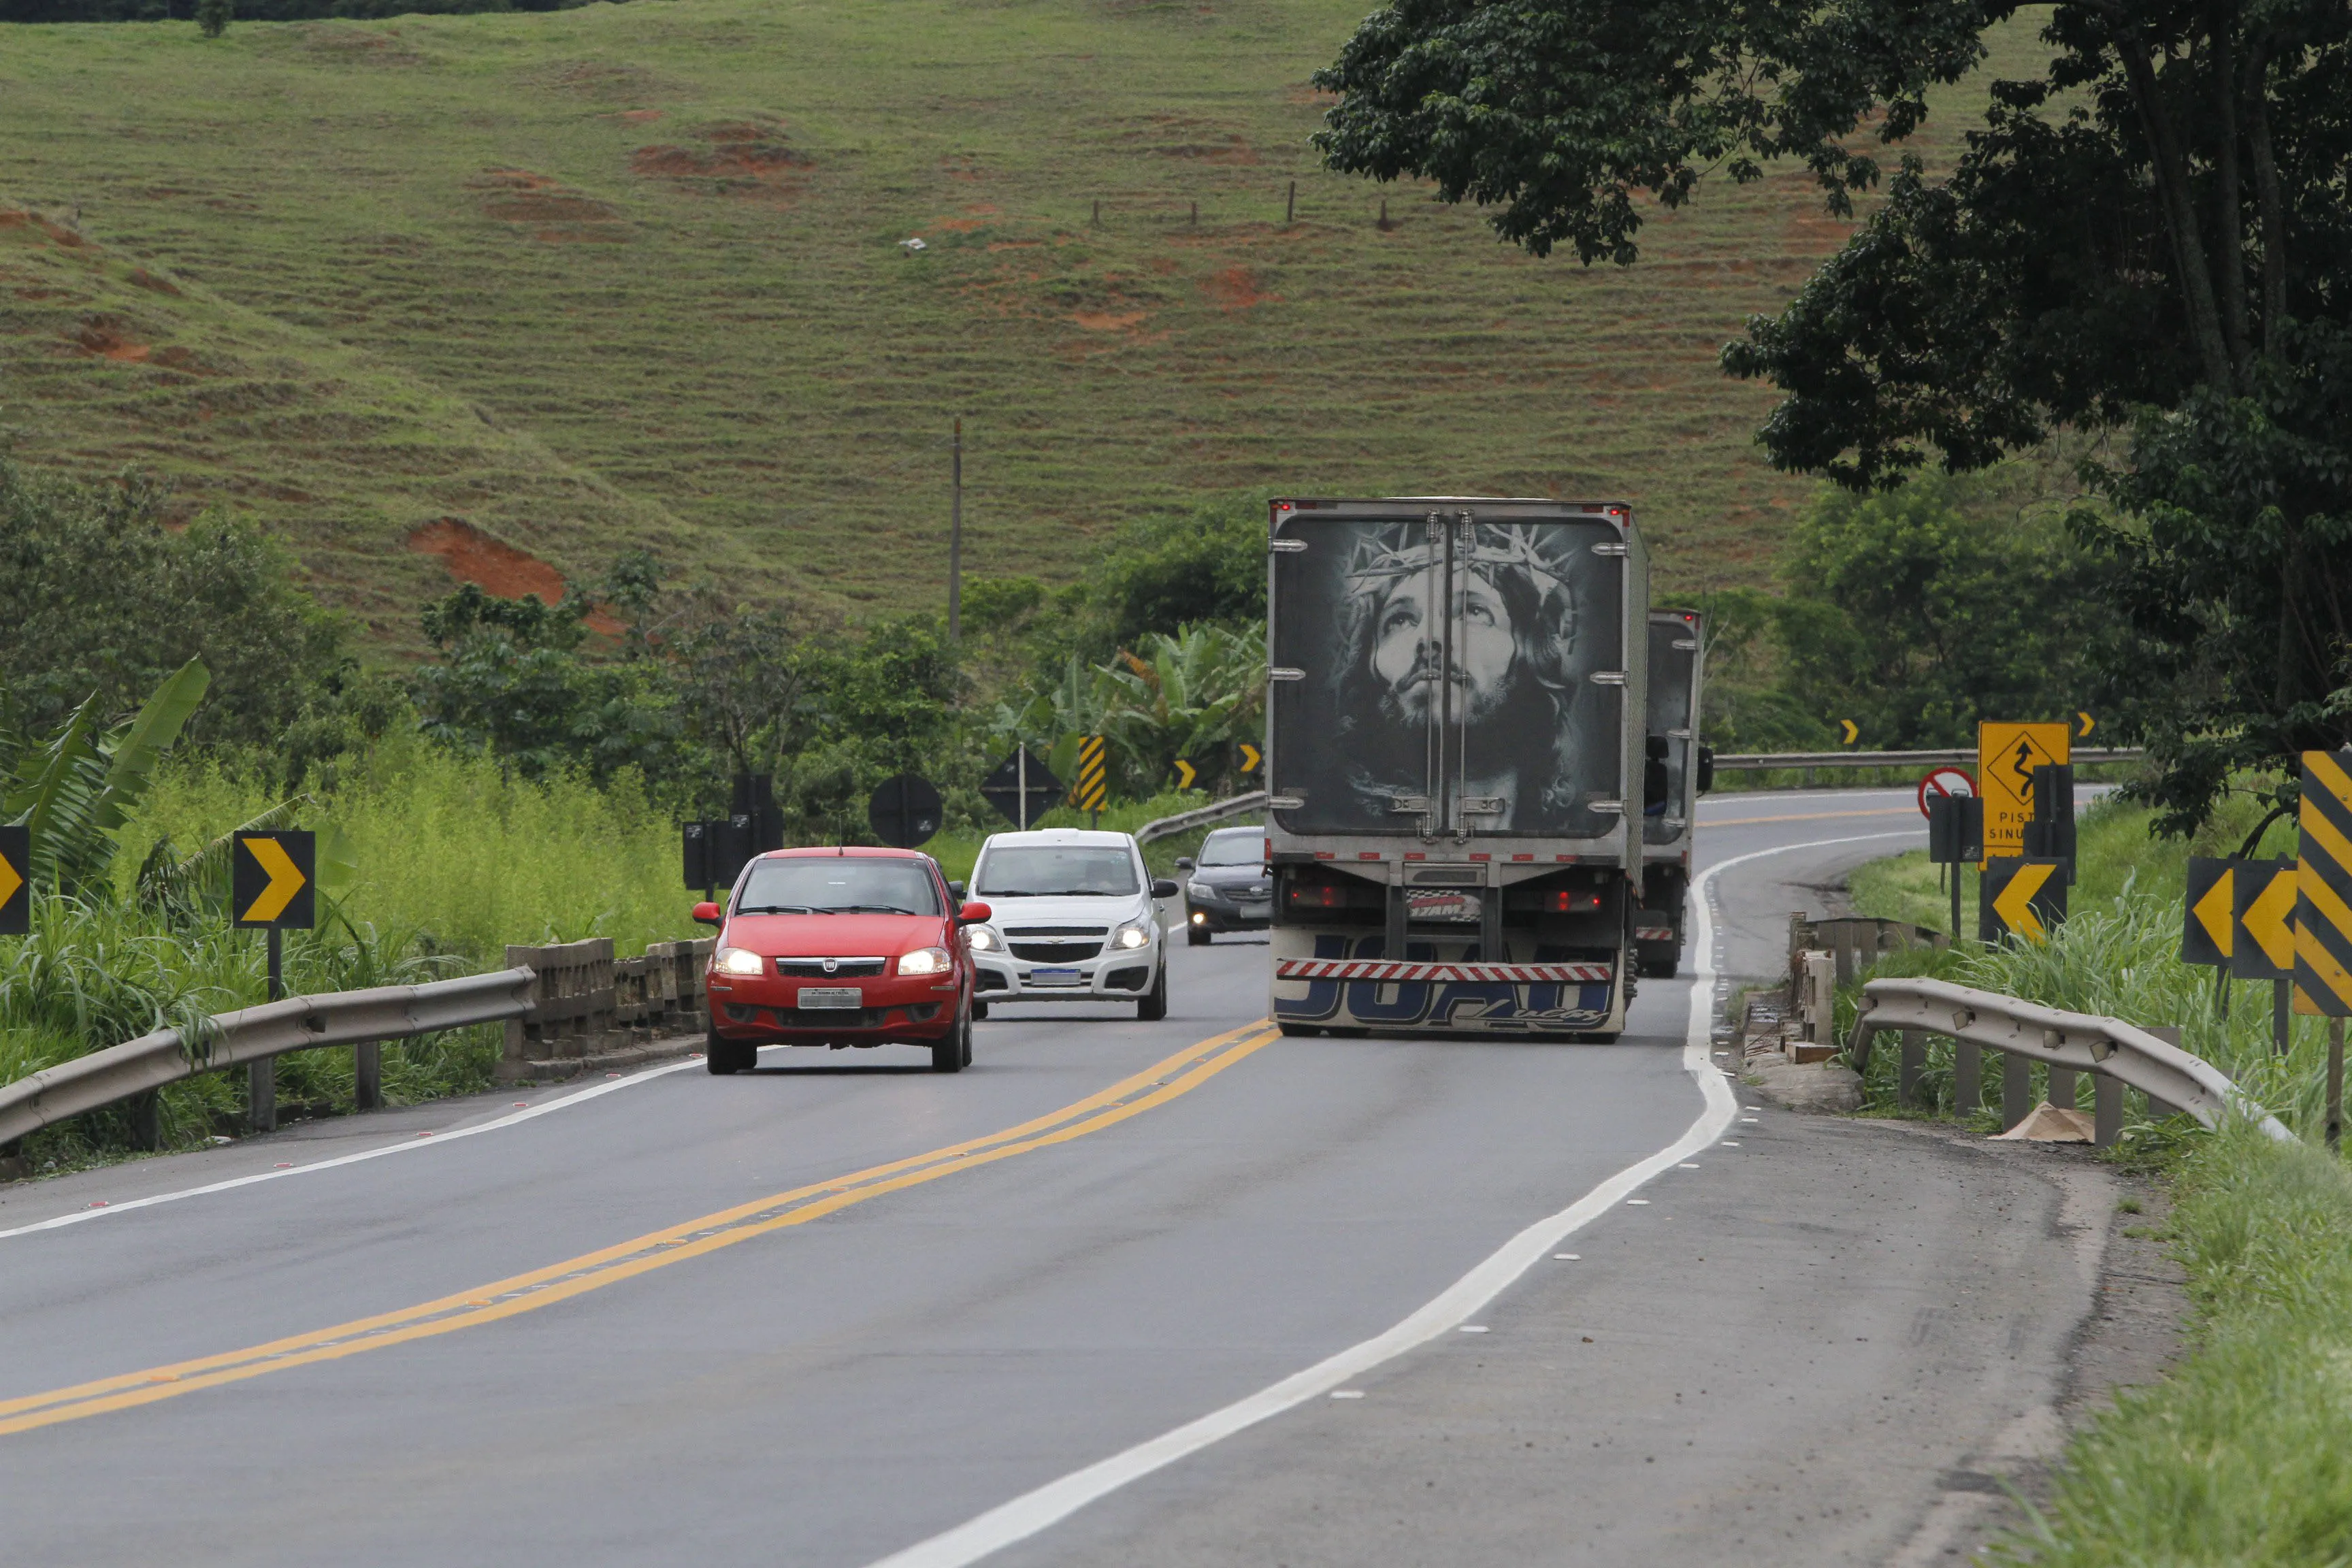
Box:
[1840,790,2352,1563]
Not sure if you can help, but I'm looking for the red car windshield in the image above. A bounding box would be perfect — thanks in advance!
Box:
[736,859,941,916]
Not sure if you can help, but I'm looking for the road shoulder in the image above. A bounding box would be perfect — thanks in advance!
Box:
[1000,1106,2183,1568]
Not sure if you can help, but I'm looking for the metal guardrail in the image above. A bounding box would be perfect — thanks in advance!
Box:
[0,968,535,1149]
[1135,791,1268,845]
[1848,976,2291,1142]
[1715,747,2146,771]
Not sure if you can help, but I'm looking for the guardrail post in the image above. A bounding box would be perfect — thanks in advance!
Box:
[130,1090,160,1152]
[1955,1036,1982,1118]
[2002,1050,2031,1130]
[1898,1030,1926,1108]
[355,1042,381,1110]
[2048,1064,2078,1113]
[2094,1073,2123,1147]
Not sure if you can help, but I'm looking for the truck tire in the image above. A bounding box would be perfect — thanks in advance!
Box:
[1277,1022,1322,1037]
[1137,961,1168,1021]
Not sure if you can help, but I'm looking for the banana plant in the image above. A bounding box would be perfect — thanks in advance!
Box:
[3,659,211,896]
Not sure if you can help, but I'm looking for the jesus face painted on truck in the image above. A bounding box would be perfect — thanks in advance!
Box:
[1324,522,1592,833]
[1369,572,1519,728]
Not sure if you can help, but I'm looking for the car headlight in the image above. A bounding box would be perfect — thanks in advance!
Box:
[713,946,766,977]
[897,946,952,977]
[1111,919,1154,949]
[965,926,1001,953]
[1187,883,1212,900]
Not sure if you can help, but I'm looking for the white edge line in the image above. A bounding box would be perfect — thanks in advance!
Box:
[0,1056,704,1241]
[862,828,1921,1568]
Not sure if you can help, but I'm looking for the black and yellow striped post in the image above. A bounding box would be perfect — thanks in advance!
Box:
[2293,749,2352,1148]
[1072,734,1109,825]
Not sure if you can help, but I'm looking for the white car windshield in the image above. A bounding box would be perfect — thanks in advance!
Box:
[975,846,1139,898]
[735,859,941,915]
[1198,831,1266,867]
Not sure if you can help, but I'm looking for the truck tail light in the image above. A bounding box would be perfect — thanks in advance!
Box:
[1540,889,1604,913]
[1288,883,1351,909]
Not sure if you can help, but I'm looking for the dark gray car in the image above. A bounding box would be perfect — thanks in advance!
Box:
[1175,825,1269,945]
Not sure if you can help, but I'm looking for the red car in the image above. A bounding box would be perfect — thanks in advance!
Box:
[693,847,992,1075]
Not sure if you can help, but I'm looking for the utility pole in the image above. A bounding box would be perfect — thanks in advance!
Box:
[949,417,963,642]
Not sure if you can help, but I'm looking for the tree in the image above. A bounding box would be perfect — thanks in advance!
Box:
[194,0,227,35]
[1313,0,2352,826]
[0,459,347,752]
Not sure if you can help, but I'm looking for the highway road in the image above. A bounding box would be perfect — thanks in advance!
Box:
[0,789,2114,1565]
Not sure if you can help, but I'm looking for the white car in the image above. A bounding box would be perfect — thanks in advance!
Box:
[961,829,1178,1020]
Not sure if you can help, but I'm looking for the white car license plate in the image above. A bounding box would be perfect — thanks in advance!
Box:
[1238,902,1271,919]
[1028,968,1083,987]
[798,987,862,1009]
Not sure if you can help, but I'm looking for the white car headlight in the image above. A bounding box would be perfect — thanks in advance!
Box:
[965,926,1002,952]
[897,946,952,977]
[1111,919,1154,950]
[1187,883,1211,900]
[713,946,766,977]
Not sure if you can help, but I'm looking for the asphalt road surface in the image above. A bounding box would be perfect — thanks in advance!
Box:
[0,789,2116,1565]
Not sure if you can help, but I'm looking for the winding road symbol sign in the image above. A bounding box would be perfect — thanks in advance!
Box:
[0,824,27,936]
[232,831,315,930]
[1977,721,2070,864]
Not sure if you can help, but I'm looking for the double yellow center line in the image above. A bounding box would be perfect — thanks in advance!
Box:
[0,1019,1282,1437]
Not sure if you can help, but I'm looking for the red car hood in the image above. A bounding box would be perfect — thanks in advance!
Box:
[721,911,948,958]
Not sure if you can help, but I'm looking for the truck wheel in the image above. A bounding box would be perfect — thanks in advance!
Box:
[1277,1022,1322,1037]
[1137,962,1168,1021]
[932,1011,970,1073]
[1327,1026,1369,1038]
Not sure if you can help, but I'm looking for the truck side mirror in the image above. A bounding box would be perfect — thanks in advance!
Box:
[1697,745,1716,795]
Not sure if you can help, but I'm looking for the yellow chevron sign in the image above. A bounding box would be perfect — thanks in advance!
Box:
[1171,758,1198,791]
[0,823,27,936]
[2237,861,2299,978]
[232,830,316,930]
[1071,736,1110,813]
[2293,749,2352,1017]
[2183,858,2234,965]
[1982,857,2066,944]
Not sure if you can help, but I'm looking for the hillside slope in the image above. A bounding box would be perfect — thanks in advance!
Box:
[0,0,2037,644]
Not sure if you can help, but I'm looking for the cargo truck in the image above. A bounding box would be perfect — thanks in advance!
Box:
[1635,608,1711,978]
[1263,497,1652,1040]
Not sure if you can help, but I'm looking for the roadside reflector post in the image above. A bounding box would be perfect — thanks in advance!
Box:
[231,830,316,1137]
[252,926,282,1134]
[1897,1030,1926,1109]
[2330,1020,2346,1153]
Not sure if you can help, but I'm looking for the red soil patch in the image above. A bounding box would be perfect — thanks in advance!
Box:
[408,518,628,634]
[70,317,150,361]
[630,123,814,197]
[408,518,568,604]
[127,267,181,296]
[472,169,631,244]
[1071,309,1148,331]
[1200,265,1275,310]
[934,203,1002,232]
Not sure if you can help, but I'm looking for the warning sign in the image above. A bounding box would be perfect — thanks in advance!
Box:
[1976,721,2070,864]
[0,823,27,937]
[2293,749,2352,1017]
[231,830,315,930]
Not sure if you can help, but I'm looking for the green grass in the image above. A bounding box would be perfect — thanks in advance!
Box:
[0,0,2057,647]
[1993,1128,2352,1566]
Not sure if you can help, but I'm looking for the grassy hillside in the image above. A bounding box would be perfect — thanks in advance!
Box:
[0,0,2047,647]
